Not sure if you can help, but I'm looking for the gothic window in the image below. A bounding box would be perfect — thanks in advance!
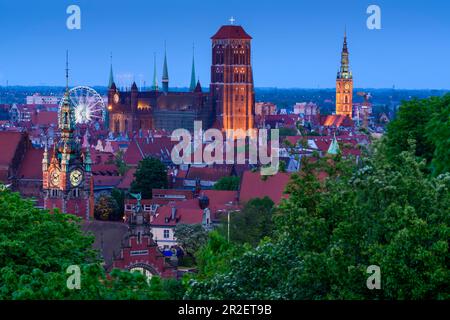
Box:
[72,188,80,198]
[137,232,141,244]
[51,189,58,197]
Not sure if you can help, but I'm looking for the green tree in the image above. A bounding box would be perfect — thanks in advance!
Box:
[213,176,240,191]
[224,197,274,247]
[0,190,185,300]
[94,195,120,221]
[425,94,450,175]
[385,94,450,175]
[174,224,209,262]
[193,231,240,281]
[185,144,450,300]
[130,157,168,199]
[110,188,125,221]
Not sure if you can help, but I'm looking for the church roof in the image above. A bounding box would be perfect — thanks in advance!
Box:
[194,80,202,93]
[211,25,252,40]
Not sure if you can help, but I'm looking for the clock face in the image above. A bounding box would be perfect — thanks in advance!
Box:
[50,170,60,186]
[113,93,119,104]
[70,169,83,187]
[345,83,350,90]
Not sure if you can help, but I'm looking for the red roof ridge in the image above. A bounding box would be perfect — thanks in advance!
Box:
[211,25,252,40]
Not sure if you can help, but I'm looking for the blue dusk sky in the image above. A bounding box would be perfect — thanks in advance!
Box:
[0,0,449,89]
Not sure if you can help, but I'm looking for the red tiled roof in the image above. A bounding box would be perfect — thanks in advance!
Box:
[202,190,239,214]
[92,164,119,176]
[32,111,58,126]
[202,190,238,206]
[186,166,232,182]
[152,206,203,226]
[18,148,44,179]
[320,115,354,127]
[93,175,122,187]
[123,137,175,166]
[152,188,193,198]
[0,132,24,167]
[239,171,291,205]
[116,168,136,189]
[211,25,252,40]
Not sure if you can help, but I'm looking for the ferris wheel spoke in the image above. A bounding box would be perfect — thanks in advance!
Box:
[67,86,106,125]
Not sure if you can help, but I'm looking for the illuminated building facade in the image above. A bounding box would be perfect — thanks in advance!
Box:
[336,31,353,118]
[42,61,94,219]
[210,24,255,135]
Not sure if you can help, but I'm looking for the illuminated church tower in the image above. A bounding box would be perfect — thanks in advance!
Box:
[336,30,353,117]
[210,19,255,135]
[42,52,94,219]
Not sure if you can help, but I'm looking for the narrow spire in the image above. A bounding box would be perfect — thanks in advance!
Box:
[108,52,114,88]
[189,43,196,91]
[162,42,169,94]
[338,28,351,79]
[65,50,69,91]
[152,52,159,91]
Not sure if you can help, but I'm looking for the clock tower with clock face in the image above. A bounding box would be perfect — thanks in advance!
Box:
[42,57,94,219]
[336,30,353,118]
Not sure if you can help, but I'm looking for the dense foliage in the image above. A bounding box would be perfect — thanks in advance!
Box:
[223,197,274,247]
[185,145,449,299]
[130,157,168,199]
[213,176,240,191]
[387,94,450,175]
[184,96,450,299]
[1,96,448,300]
[94,195,121,221]
[174,224,209,260]
[0,191,180,299]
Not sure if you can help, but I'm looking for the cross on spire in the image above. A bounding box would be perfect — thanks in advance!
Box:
[229,16,236,25]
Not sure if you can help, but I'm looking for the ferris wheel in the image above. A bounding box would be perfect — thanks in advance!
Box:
[61,86,106,125]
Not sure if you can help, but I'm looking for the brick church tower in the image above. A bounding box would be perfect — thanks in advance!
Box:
[335,30,353,118]
[210,20,255,136]
[42,54,94,219]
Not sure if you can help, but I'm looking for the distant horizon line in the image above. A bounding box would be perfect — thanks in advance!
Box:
[0,85,449,91]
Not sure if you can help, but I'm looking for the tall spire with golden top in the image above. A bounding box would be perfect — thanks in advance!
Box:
[58,50,77,155]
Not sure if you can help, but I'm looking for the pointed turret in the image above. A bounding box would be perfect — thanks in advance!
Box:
[152,53,159,91]
[189,45,196,91]
[59,51,76,134]
[162,45,169,94]
[131,81,138,91]
[194,80,202,93]
[338,29,351,79]
[327,134,340,155]
[108,53,115,88]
